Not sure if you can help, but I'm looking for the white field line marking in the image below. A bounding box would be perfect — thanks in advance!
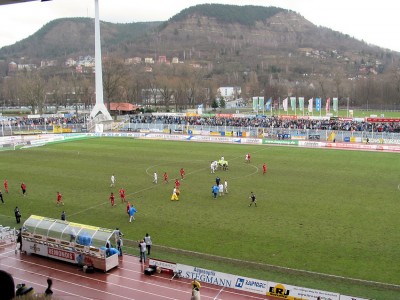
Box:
[3,261,184,300]
[12,276,92,299]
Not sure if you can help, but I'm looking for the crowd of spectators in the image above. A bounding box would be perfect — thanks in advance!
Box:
[1,114,399,133]
[129,115,400,133]
[5,116,86,126]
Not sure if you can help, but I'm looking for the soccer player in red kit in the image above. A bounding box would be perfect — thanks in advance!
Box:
[175,179,180,188]
[110,192,115,206]
[4,179,8,193]
[180,168,185,179]
[21,182,27,196]
[126,201,131,215]
[263,163,267,175]
[119,188,126,202]
[56,192,64,206]
[163,172,169,184]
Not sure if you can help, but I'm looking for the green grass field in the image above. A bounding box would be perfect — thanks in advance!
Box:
[0,137,399,299]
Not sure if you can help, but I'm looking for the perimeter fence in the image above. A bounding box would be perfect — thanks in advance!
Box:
[1,122,400,143]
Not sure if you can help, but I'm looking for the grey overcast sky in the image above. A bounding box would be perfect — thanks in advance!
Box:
[0,0,399,52]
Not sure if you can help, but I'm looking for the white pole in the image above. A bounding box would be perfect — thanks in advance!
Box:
[94,0,103,109]
[89,0,112,120]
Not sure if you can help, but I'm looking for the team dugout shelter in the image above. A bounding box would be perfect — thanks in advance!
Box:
[21,215,119,272]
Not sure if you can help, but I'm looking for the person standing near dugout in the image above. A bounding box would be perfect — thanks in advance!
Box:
[144,233,152,256]
[139,239,147,262]
[16,228,23,251]
[117,237,123,256]
[61,211,66,221]
[191,279,201,300]
[14,207,21,223]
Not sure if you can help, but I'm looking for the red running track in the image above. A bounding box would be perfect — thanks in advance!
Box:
[0,243,278,300]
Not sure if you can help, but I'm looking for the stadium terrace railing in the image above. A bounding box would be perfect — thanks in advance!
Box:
[120,123,400,142]
[1,122,400,142]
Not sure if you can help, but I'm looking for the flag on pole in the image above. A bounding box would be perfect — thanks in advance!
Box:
[265,97,272,111]
[290,97,296,111]
[316,98,321,112]
[252,97,258,112]
[333,97,338,112]
[326,98,331,114]
[197,104,203,115]
[308,98,313,113]
[282,98,288,112]
[298,97,304,112]
[258,97,264,111]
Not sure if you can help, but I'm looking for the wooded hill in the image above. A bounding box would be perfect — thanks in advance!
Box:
[0,4,399,110]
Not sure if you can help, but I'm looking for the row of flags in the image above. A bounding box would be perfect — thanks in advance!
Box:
[252,97,339,115]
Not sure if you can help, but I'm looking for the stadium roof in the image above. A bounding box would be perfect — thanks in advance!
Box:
[0,0,50,6]
[109,102,140,112]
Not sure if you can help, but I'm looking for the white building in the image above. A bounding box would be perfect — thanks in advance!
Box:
[145,57,154,64]
[217,86,241,100]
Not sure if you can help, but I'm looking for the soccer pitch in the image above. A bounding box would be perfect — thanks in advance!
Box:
[1,137,399,299]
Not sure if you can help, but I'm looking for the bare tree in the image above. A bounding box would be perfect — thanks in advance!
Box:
[316,76,327,99]
[244,71,260,102]
[80,77,95,110]
[47,76,65,113]
[332,68,344,98]
[391,66,400,109]
[18,71,46,114]
[157,75,175,111]
[1,76,19,107]
[126,74,145,106]
[102,57,128,108]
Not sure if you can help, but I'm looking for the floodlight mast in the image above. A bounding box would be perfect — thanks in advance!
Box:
[90,0,112,120]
